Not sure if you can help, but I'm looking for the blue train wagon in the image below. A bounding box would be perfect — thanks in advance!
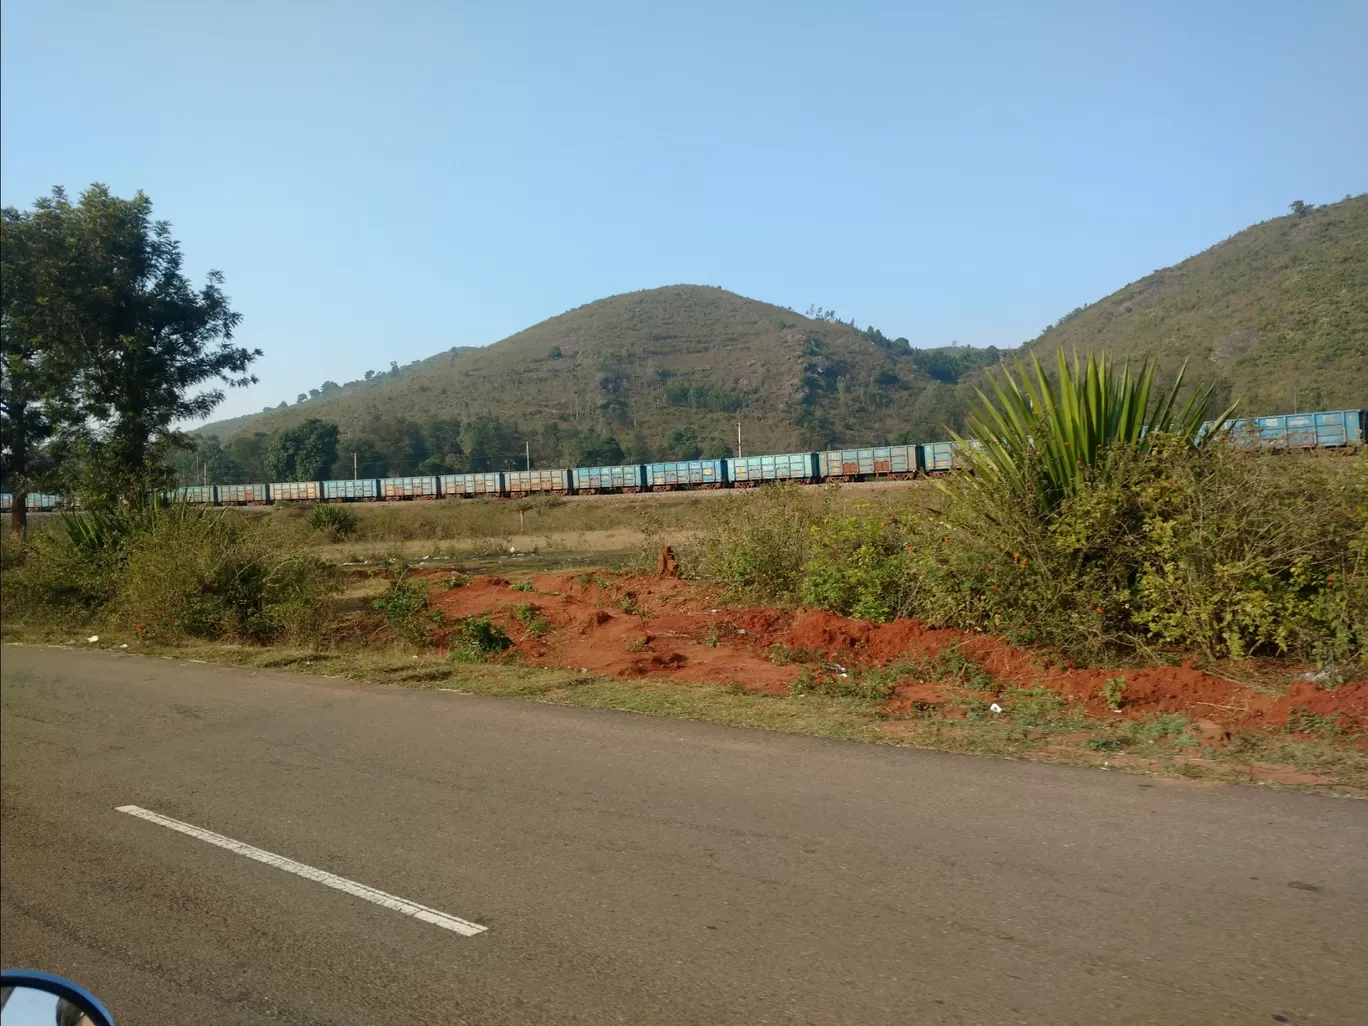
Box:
[918,440,981,474]
[0,492,64,512]
[439,472,505,498]
[726,452,819,486]
[382,476,440,500]
[572,464,647,494]
[505,469,571,496]
[323,479,382,501]
[271,481,323,502]
[1226,409,1365,450]
[818,445,916,481]
[169,485,218,504]
[647,459,727,490]
[218,483,271,505]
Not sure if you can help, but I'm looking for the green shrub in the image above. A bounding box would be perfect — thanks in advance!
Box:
[3,502,339,644]
[308,503,358,538]
[691,483,836,603]
[450,615,512,662]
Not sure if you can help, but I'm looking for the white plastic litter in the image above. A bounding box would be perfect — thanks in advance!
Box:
[736,629,747,634]
[989,703,1003,713]
[86,635,99,643]
[710,609,718,614]
[119,644,129,649]
[580,667,589,673]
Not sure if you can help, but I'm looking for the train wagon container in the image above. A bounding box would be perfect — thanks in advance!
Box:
[439,472,505,498]
[505,468,571,495]
[170,485,218,504]
[22,493,64,511]
[726,452,819,485]
[572,464,647,493]
[217,483,271,505]
[918,440,981,474]
[646,459,727,489]
[270,481,323,502]
[382,476,440,500]
[818,445,916,480]
[322,478,382,501]
[1225,409,1365,449]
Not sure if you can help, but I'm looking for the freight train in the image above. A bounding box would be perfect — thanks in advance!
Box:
[2,408,1363,512]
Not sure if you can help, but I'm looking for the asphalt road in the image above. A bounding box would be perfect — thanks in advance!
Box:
[2,646,1365,1025]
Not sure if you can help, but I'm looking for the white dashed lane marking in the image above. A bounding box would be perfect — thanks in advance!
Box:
[116,804,487,936]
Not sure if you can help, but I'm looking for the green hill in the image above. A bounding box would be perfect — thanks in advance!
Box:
[195,287,1000,480]
[1023,194,1368,413]
[194,195,1367,483]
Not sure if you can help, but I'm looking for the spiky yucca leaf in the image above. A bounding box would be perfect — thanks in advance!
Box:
[954,351,1233,513]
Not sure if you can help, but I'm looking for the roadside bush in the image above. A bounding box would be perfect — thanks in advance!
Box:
[371,573,440,644]
[693,442,1367,668]
[691,483,837,602]
[450,615,512,662]
[2,502,339,644]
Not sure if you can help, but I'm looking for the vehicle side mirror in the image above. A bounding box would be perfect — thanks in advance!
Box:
[1,971,115,1026]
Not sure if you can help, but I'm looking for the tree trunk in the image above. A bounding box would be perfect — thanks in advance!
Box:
[10,491,27,539]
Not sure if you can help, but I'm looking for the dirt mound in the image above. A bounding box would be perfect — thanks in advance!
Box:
[412,570,1364,741]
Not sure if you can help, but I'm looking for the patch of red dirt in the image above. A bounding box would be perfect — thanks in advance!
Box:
[414,571,1365,739]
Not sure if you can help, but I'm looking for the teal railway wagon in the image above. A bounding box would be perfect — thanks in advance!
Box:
[322,479,382,501]
[169,485,218,504]
[505,469,570,495]
[382,476,440,500]
[439,472,505,498]
[1223,409,1366,449]
[918,440,981,474]
[646,459,727,490]
[218,483,270,505]
[572,464,647,493]
[726,452,819,485]
[818,445,916,481]
[271,481,323,502]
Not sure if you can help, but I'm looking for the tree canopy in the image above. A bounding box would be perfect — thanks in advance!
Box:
[0,184,257,527]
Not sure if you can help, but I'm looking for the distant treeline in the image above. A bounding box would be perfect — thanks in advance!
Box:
[175,415,737,485]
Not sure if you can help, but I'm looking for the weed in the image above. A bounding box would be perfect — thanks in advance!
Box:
[510,602,552,638]
[626,636,648,653]
[446,572,472,589]
[510,579,535,592]
[768,643,822,665]
[618,595,637,614]
[1285,707,1356,739]
[450,615,512,663]
[704,625,721,648]
[1101,676,1127,711]
[1086,737,1126,752]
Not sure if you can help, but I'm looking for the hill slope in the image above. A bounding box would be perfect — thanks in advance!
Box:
[1023,194,1368,412]
[202,287,1000,474]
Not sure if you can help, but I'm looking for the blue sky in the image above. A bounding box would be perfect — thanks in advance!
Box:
[3,0,1364,422]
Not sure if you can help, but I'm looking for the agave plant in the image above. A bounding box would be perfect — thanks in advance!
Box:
[955,351,1234,513]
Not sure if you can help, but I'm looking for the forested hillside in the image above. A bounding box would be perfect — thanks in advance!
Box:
[1025,194,1367,412]
[189,288,999,481]
[188,195,1367,484]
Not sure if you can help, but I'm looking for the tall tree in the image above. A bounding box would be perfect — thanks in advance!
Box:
[3,185,258,511]
[0,199,78,534]
[262,419,339,481]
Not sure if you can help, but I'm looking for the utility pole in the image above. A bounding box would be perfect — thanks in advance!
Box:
[353,452,358,480]
[737,421,742,458]
[203,461,208,487]
[526,441,531,471]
